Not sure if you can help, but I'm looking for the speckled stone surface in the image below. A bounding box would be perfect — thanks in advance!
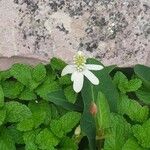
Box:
[0,0,150,68]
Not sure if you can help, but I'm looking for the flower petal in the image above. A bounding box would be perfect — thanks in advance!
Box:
[85,64,104,70]
[72,72,84,93]
[61,65,75,76]
[71,72,76,81]
[83,69,99,85]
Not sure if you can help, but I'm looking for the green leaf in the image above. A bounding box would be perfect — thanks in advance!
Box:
[0,128,16,150]
[134,65,150,89]
[113,71,142,93]
[132,119,150,148]
[51,57,67,71]
[16,106,46,131]
[28,101,51,126]
[7,125,24,144]
[113,71,128,86]
[103,114,132,150]
[17,118,34,131]
[35,79,60,100]
[118,95,149,123]
[10,64,32,86]
[50,104,61,120]
[25,143,38,150]
[33,111,46,128]
[35,128,59,149]
[48,90,82,112]
[23,129,40,150]
[0,70,11,81]
[96,92,111,131]
[136,89,150,105]
[45,65,56,81]
[64,85,77,103]
[59,137,78,150]
[127,78,142,92]
[59,75,72,85]
[0,108,6,126]
[50,111,81,138]
[87,58,118,112]
[19,87,37,101]
[5,101,32,123]
[119,79,142,93]
[81,79,96,150]
[2,81,24,99]
[122,137,147,150]
[10,64,42,90]
[96,69,119,112]
[32,64,46,82]
[0,85,4,108]
[81,56,115,150]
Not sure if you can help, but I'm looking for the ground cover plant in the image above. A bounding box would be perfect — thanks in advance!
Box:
[0,52,150,150]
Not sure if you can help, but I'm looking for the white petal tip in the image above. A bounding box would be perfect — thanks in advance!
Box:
[74,88,81,93]
[98,65,104,70]
[74,90,80,93]
[94,80,99,85]
[61,70,65,76]
[85,64,104,71]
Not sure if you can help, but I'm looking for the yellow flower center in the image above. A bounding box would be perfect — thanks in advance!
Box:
[73,51,86,72]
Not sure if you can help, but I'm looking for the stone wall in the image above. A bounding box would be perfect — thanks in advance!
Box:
[0,0,150,69]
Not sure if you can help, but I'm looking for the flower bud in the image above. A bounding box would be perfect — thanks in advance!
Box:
[89,102,97,116]
[74,125,81,136]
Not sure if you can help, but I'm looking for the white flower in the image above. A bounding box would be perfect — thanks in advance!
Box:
[61,51,104,93]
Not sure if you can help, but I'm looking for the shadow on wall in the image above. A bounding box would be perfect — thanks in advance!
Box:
[0,56,48,70]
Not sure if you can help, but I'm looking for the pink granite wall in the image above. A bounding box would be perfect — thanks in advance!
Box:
[0,0,150,69]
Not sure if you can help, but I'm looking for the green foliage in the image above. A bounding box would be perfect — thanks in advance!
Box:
[35,79,60,100]
[32,64,46,82]
[7,125,24,144]
[64,85,77,103]
[0,128,16,150]
[48,90,82,112]
[23,129,40,150]
[94,65,119,112]
[28,101,50,126]
[96,92,111,131]
[0,108,6,126]
[0,70,11,81]
[10,63,46,91]
[81,80,97,150]
[59,137,78,150]
[0,85,4,108]
[59,75,72,85]
[0,57,150,150]
[118,95,149,123]
[5,101,32,123]
[19,87,37,101]
[134,65,150,89]
[107,67,150,150]
[122,138,146,150]
[51,57,67,71]
[136,89,150,104]
[113,71,142,93]
[0,59,82,150]
[17,118,34,131]
[2,81,24,99]
[10,64,32,86]
[103,114,132,150]
[35,128,59,150]
[50,111,81,138]
[132,119,150,148]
